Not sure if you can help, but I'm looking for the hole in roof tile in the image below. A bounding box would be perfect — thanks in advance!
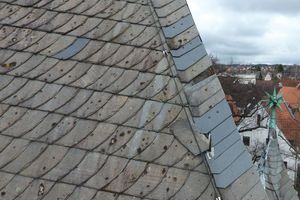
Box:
[38,183,45,196]
[1,61,16,68]
[137,147,142,153]
[110,138,117,145]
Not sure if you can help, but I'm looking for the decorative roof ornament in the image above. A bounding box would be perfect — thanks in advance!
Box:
[261,88,284,130]
[258,88,298,199]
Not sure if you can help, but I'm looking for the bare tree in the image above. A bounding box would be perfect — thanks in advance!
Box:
[248,139,266,163]
[209,53,219,66]
[220,77,277,125]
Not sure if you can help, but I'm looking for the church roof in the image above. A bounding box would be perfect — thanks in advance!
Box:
[0,0,285,199]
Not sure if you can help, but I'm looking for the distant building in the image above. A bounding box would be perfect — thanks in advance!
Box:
[264,72,272,81]
[277,72,283,80]
[235,74,257,84]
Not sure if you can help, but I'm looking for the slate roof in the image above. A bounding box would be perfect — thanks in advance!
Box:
[262,136,298,200]
[0,0,277,199]
[277,87,300,145]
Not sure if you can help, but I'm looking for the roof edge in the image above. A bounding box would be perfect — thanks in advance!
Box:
[149,0,270,197]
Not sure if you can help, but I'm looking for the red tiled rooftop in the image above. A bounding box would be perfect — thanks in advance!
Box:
[226,95,241,124]
[277,87,300,145]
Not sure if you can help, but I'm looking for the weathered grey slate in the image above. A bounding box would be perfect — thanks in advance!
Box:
[0,0,287,199]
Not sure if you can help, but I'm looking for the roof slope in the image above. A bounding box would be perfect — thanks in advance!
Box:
[278,87,300,145]
[280,87,300,107]
[263,137,298,200]
[0,0,271,199]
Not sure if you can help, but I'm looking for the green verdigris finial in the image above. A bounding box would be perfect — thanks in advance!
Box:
[260,88,284,129]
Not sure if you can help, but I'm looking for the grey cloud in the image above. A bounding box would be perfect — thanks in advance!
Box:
[219,0,300,15]
[187,0,300,64]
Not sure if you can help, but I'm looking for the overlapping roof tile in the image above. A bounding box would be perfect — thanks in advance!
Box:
[0,0,287,199]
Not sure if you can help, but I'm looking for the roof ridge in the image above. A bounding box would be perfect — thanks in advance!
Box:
[149,0,271,199]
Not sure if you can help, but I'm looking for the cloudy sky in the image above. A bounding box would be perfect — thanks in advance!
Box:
[186,0,300,64]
